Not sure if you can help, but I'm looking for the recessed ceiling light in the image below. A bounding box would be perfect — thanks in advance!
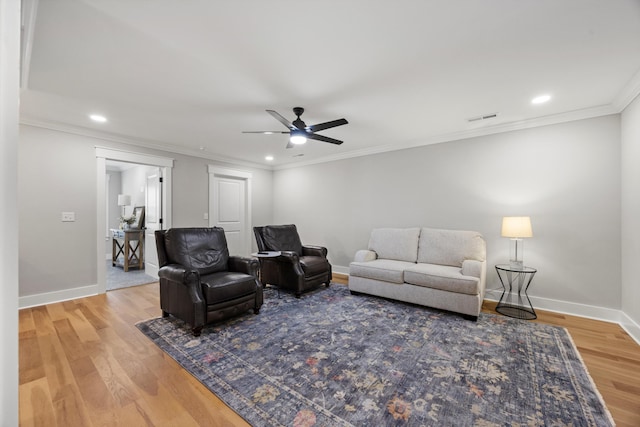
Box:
[531,94,551,105]
[265,155,274,161]
[89,114,107,123]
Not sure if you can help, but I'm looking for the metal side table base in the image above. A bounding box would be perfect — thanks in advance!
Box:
[495,264,537,320]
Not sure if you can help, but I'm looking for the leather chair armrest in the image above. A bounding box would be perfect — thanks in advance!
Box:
[158,264,200,284]
[228,256,260,277]
[277,250,300,263]
[302,245,328,258]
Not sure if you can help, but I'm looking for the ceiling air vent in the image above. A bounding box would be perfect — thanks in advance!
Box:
[467,113,498,123]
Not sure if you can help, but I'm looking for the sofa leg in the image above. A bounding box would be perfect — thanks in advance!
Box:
[192,326,203,337]
[350,290,362,296]
[462,314,478,322]
[254,307,260,315]
[162,310,169,318]
[295,292,302,298]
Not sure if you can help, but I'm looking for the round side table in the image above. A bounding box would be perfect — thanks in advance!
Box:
[251,251,282,297]
[495,264,537,320]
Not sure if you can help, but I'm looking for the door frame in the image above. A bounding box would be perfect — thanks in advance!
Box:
[96,147,174,294]
[208,165,252,256]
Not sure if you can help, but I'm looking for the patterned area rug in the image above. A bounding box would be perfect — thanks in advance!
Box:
[136,285,613,427]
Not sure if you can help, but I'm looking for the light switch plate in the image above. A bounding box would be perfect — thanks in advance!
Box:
[203,212,209,220]
[61,212,75,222]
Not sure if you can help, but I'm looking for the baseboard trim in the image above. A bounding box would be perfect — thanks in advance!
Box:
[19,284,100,309]
[337,267,640,345]
[484,288,622,324]
[620,312,640,346]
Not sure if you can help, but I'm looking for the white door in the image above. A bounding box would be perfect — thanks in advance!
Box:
[145,168,163,277]
[208,167,252,256]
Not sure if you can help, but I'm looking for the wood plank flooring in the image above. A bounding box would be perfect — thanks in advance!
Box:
[19,275,640,426]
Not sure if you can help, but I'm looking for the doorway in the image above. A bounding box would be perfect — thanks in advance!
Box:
[105,161,159,290]
[96,147,173,294]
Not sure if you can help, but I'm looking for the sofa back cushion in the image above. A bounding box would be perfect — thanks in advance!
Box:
[368,228,420,262]
[417,228,486,267]
[262,224,303,255]
[163,227,229,275]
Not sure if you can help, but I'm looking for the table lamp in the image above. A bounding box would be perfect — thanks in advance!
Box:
[117,194,131,217]
[501,216,533,268]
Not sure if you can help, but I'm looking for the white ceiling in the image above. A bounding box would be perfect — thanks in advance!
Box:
[20,0,640,169]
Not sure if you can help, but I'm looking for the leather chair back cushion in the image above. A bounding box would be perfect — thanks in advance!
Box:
[164,227,229,275]
[262,224,303,255]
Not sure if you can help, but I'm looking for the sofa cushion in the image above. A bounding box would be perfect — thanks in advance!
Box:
[263,224,303,255]
[349,259,416,284]
[404,264,479,295]
[368,228,420,262]
[417,228,486,267]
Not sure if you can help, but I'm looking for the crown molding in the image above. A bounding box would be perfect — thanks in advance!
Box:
[612,67,640,112]
[19,117,272,171]
[273,103,618,170]
[20,99,623,173]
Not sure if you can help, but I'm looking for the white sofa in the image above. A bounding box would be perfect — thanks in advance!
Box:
[349,227,487,319]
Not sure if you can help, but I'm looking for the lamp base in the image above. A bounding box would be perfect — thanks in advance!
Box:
[509,238,525,269]
[509,260,524,269]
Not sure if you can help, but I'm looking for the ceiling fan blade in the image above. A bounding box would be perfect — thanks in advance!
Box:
[241,131,289,134]
[306,118,348,133]
[307,133,344,145]
[266,110,296,130]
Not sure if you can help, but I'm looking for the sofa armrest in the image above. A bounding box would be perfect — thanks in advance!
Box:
[302,245,328,258]
[461,259,483,278]
[228,256,260,277]
[462,259,487,297]
[354,249,377,262]
[158,264,199,284]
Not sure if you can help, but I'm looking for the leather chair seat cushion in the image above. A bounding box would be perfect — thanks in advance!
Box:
[263,224,303,255]
[201,271,257,304]
[299,256,330,277]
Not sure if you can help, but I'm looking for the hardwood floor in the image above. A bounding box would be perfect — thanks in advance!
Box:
[19,275,640,426]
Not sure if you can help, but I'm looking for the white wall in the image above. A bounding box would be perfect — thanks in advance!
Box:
[1,0,20,423]
[121,164,155,215]
[18,124,273,300]
[621,94,640,332]
[273,115,622,313]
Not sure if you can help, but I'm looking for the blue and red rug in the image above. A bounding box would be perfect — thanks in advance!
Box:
[137,284,613,426]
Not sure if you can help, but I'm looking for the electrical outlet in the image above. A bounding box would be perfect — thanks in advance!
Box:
[61,212,75,222]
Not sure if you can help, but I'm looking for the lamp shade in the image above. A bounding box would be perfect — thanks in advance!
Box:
[501,216,533,238]
[117,194,131,207]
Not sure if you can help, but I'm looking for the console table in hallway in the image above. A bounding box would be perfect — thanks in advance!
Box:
[111,229,144,272]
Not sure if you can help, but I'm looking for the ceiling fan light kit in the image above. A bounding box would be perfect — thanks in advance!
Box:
[243,107,348,149]
[289,129,307,145]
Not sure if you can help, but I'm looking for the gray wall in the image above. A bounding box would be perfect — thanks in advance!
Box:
[273,115,622,310]
[621,94,640,326]
[18,124,273,297]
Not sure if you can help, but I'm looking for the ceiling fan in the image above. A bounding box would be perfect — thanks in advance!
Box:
[243,107,348,148]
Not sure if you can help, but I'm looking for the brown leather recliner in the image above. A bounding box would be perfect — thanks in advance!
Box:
[155,227,263,336]
[253,224,331,297]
